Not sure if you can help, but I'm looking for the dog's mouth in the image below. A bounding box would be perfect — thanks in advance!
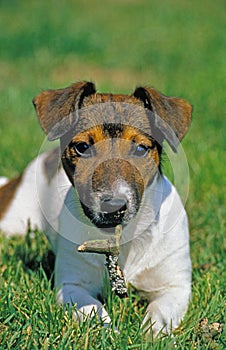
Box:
[81,197,137,230]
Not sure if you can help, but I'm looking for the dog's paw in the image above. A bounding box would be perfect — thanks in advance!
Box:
[74,303,112,325]
[74,303,120,333]
[56,285,113,328]
[141,300,180,337]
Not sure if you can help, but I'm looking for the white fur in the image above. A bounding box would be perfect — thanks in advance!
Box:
[0,177,9,187]
[0,151,191,336]
[0,153,70,251]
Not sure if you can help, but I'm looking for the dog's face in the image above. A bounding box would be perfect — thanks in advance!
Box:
[33,81,192,230]
[61,98,161,229]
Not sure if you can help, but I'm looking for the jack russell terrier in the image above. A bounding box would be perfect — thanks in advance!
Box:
[0,81,192,336]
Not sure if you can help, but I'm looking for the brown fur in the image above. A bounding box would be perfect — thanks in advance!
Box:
[33,82,96,140]
[33,81,192,228]
[34,82,192,147]
[61,123,159,190]
[0,174,23,220]
[133,86,192,150]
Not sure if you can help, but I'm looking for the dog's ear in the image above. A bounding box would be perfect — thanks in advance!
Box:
[33,81,96,140]
[133,86,192,151]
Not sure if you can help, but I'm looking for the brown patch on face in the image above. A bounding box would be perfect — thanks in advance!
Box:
[89,158,145,228]
[62,123,159,189]
[122,125,160,171]
[0,174,23,220]
[61,125,106,185]
[73,125,106,144]
[61,118,160,228]
[91,158,144,201]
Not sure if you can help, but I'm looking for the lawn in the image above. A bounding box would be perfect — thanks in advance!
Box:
[0,0,225,348]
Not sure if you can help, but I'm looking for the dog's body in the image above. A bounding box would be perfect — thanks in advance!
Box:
[0,81,192,335]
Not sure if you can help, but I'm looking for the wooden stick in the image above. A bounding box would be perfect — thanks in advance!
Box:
[77,225,128,298]
[77,224,122,256]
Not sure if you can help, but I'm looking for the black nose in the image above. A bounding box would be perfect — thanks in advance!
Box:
[100,197,128,214]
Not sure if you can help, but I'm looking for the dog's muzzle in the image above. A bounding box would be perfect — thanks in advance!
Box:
[99,196,128,228]
[80,181,142,230]
[77,159,144,230]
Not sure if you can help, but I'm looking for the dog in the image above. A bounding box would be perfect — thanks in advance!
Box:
[0,81,192,336]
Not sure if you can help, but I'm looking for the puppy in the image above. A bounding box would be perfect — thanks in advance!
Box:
[0,81,192,336]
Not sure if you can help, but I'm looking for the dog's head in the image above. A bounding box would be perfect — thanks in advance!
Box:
[33,81,192,230]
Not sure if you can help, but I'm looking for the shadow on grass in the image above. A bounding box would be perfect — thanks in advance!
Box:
[13,228,55,287]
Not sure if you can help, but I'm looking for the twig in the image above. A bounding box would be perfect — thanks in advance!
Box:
[77,225,128,298]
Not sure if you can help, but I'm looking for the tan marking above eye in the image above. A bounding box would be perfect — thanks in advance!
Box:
[122,126,154,149]
[72,125,154,147]
[71,126,106,144]
[70,124,156,162]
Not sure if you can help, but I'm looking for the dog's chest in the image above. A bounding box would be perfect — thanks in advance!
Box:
[58,175,183,294]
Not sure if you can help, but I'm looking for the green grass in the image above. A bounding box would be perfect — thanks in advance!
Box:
[0,0,225,348]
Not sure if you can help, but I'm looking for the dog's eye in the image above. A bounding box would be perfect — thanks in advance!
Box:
[73,142,92,158]
[130,144,150,158]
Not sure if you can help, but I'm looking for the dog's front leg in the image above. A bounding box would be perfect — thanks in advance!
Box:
[56,284,111,326]
[142,285,191,336]
[55,235,111,326]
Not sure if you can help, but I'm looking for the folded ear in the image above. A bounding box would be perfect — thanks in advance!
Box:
[133,86,192,151]
[33,81,96,140]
